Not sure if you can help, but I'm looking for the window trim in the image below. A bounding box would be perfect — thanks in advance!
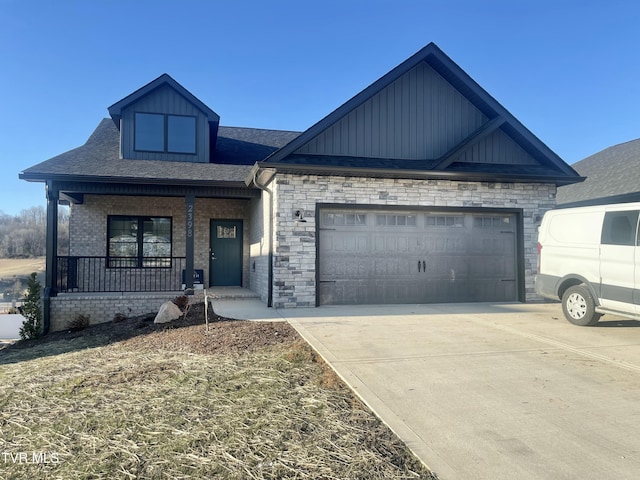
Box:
[107,215,173,268]
[134,112,197,155]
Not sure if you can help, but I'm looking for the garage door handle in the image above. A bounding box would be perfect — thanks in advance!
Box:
[418,260,421,272]
[423,260,426,271]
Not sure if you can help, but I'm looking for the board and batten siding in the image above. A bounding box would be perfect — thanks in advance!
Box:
[294,61,540,167]
[120,84,210,163]
[453,129,540,166]
[295,62,487,160]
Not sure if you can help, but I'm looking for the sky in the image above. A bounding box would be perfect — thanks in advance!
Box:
[1,0,639,215]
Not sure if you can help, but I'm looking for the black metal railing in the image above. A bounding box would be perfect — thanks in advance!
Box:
[56,256,187,293]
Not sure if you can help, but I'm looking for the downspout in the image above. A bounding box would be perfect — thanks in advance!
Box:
[252,170,273,307]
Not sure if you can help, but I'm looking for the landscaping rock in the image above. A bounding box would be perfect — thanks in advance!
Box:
[154,301,182,324]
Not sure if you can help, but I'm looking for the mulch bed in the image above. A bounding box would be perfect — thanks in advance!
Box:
[1,303,299,357]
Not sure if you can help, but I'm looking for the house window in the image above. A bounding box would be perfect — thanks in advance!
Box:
[135,113,196,154]
[135,113,165,152]
[108,216,172,268]
[217,225,237,239]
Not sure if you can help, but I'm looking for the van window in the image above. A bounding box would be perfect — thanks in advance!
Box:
[601,211,639,246]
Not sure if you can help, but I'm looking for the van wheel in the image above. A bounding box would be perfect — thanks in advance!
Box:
[561,285,601,326]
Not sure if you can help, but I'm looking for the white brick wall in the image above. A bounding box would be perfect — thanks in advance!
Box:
[270,174,556,308]
[68,195,251,288]
[50,293,179,332]
[248,196,270,303]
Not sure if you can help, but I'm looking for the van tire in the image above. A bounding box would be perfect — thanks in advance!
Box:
[561,285,601,326]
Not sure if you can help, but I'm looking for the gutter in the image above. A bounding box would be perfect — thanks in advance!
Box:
[253,162,586,187]
[18,171,252,188]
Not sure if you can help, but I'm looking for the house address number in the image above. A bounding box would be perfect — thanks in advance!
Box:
[186,202,194,238]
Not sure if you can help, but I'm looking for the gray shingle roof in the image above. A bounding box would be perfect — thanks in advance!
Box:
[20,119,300,185]
[556,138,640,206]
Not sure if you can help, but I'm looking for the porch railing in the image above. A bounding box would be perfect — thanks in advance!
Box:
[56,256,187,293]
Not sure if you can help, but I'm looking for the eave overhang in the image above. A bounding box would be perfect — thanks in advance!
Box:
[247,162,586,187]
[19,171,259,200]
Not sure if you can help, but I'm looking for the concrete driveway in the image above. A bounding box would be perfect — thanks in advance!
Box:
[273,303,640,480]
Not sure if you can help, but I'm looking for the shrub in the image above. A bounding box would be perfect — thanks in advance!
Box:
[113,312,128,323]
[19,273,43,340]
[172,295,189,313]
[67,314,90,332]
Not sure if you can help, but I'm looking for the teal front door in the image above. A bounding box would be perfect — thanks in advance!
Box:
[210,220,243,286]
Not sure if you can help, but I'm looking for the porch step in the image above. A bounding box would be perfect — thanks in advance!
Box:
[202,287,260,300]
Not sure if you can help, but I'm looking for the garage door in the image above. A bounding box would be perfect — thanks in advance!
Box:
[318,208,518,305]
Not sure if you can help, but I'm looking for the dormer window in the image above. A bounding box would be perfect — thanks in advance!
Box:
[135,112,196,154]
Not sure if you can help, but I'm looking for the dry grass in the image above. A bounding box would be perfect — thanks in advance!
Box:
[0,257,45,278]
[0,324,435,479]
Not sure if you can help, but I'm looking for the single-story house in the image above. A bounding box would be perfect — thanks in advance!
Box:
[556,138,640,207]
[20,43,582,333]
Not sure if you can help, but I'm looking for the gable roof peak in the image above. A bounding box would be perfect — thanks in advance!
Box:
[107,73,220,126]
[260,42,579,180]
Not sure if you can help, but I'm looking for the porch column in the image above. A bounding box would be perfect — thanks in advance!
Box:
[43,180,59,334]
[185,193,195,293]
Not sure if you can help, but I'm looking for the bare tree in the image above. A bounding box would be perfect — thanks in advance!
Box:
[0,206,69,258]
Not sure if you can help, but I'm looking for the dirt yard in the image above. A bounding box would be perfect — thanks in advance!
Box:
[6,303,296,356]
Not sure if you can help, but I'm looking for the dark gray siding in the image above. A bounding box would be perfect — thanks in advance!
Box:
[294,61,540,168]
[453,129,538,165]
[120,84,210,163]
[295,62,487,160]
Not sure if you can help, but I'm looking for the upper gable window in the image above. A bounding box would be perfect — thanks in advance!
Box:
[135,112,196,154]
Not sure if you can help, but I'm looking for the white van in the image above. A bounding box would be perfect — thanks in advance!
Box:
[535,202,640,325]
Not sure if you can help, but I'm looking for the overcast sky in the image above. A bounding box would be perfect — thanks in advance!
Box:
[1,0,639,215]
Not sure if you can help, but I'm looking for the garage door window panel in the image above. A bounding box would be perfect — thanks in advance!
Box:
[376,214,417,226]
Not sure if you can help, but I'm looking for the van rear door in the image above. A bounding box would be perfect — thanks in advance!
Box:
[599,209,639,313]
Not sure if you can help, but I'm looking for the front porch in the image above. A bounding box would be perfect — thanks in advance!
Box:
[41,180,266,333]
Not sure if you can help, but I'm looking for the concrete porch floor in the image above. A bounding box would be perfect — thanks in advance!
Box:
[201,286,260,300]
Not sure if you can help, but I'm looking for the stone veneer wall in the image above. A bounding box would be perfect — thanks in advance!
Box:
[271,174,557,308]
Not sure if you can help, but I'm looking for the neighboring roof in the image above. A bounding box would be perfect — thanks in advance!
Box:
[108,73,220,125]
[19,118,300,185]
[556,138,640,206]
[260,42,582,186]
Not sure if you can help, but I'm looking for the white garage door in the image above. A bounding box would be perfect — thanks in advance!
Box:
[318,208,518,305]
